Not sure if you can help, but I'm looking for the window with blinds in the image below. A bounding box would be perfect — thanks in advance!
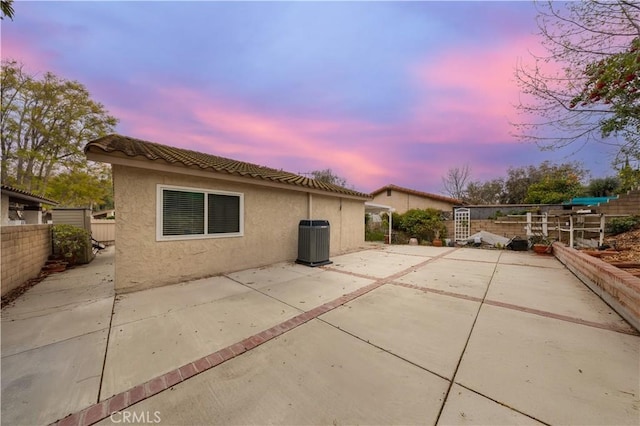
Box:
[157,185,244,240]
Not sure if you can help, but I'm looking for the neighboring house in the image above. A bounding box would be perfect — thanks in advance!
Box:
[92,209,116,219]
[85,134,371,294]
[1,185,58,225]
[370,184,461,215]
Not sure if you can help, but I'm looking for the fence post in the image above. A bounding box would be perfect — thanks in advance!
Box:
[569,215,574,248]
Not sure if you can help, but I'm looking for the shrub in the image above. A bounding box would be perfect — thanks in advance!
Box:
[365,229,386,242]
[398,208,447,243]
[606,215,640,235]
[52,224,90,262]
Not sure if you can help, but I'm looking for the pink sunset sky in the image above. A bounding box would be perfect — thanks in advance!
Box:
[2,1,617,194]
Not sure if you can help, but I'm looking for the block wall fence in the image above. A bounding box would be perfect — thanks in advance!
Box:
[553,242,640,332]
[1,225,51,296]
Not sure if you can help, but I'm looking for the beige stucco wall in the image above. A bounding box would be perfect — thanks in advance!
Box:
[372,191,455,214]
[1,224,51,296]
[113,165,365,293]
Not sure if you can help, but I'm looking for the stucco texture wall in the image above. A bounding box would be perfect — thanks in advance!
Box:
[113,165,365,293]
[1,224,51,296]
[371,192,454,214]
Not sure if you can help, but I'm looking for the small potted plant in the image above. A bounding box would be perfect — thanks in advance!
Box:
[529,234,552,254]
[432,229,443,247]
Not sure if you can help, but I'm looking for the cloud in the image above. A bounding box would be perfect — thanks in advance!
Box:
[408,35,540,145]
[110,85,391,191]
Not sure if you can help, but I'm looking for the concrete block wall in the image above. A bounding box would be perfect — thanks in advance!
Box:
[553,242,640,332]
[444,219,529,240]
[595,188,640,215]
[1,224,51,296]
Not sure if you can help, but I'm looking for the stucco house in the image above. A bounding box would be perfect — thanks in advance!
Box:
[85,135,371,294]
[370,184,461,215]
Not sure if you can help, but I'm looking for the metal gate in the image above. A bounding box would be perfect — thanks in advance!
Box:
[454,208,470,243]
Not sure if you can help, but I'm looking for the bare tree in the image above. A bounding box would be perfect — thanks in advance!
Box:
[308,168,348,188]
[441,164,471,201]
[513,1,640,166]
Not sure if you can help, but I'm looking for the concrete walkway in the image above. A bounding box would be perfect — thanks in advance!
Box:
[2,245,639,425]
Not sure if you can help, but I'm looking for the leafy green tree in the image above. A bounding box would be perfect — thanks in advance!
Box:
[525,170,584,204]
[310,168,348,187]
[514,1,640,167]
[45,164,113,209]
[617,158,640,191]
[1,0,13,20]
[1,60,118,194]
[503,161,586,204]
[398,208,447,242]
[587,176,621,197]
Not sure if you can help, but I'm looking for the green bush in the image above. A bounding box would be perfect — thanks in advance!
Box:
[381,212,403,231]
[365,229,386,242]
[606,215,640,235]
[52,224,90,262]
[398,208,447,243]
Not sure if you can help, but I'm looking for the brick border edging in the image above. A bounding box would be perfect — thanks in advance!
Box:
[52,277,415,425]
[53,247,457,426]
[53,285,375,426]
[552,242,640,332]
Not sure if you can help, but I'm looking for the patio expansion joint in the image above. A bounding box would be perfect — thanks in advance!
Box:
[1,327,111,360]
[433,251,501,425]
[50,247,459,426]
[453,381,552,426]
[389,282,639,336]
[97,294,118,402]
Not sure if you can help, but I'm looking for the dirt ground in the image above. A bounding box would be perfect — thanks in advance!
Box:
[601,228,640,277]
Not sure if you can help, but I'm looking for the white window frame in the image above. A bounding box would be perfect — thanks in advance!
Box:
[156,184,244,241]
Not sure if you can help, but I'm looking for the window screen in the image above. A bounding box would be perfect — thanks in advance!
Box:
[162,190,205,235]
[159,186,243,239]
[208,194,240,234]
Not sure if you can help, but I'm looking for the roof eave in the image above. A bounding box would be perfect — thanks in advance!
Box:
[86,149,371,201]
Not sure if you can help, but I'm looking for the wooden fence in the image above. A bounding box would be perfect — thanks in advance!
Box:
[91,219,115,244]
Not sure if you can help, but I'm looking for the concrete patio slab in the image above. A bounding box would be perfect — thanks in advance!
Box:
[4,245,640,426]
[100,285,300,399]
[321,284,479,379]
[96,320,449,426]
[455,304,640,425]
[437,384,545,425]
[1,297,113,357]
[395,257,496,299]
[444,247,502,263]
[488,263,636,332]
[227,261,323,289]
[499,251,564,268]
[251,269,374,310]
[110,276,250,326]
[1,329,108,426]
[328,249,440,278]
[385,244,447,257]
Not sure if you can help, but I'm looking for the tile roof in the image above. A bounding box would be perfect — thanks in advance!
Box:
[85,134,371,199]
[1,184,59,205]
[371,184,462,205]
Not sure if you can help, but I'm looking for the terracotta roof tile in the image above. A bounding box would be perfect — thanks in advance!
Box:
[85,134,371,199]
[1,184,59,205]
[371,184,462,205]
